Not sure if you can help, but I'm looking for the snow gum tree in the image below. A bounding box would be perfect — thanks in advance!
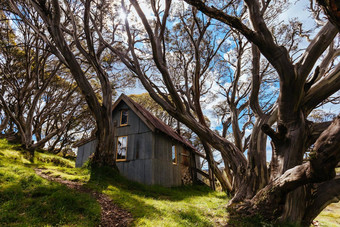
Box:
[180,1,340,224]
[6,0,134,167]
[4,0,340,225]
[92,0,339,225]
[0,11,83,157]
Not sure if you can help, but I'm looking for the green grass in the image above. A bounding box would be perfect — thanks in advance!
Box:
[0,139,228,226]
[50,164,229,226]
[335,167,340,174]
[314,167,340,226]
[0,139,100,226]
[85,167,228,226]
[1,138,339,227]
[315,201,340,227]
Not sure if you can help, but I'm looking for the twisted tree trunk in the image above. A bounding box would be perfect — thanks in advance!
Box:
[8,0,118,168]
[91,107,117,168]
[228,115,340,225]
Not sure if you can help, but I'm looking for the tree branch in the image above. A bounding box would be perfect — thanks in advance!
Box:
[302,177,340,225]
[261,123,287,145]
[250,44,264,118]
[297,22,338,80]
[184,0,293,80]
[304,63,340,113]
[253,115,340,208]
[129,0,185,112]
[307,120,332,147]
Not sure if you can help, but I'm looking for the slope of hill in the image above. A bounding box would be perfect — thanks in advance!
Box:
[0,139,100,226]
[0,139,228,226]
[1,138,339,226]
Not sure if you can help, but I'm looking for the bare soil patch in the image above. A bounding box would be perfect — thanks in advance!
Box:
[35,168,133,227]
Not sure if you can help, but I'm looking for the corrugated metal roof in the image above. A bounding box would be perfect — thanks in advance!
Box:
[118,94,198,152]
[75,94,204,157]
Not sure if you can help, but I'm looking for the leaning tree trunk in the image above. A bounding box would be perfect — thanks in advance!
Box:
[202,141,232,192]
[229,117,270,204]
[91,107,117,169]
[0,114,9,133]
[19,124,36,161]
[228,115,340,226]
[302,177,340,225]
[7,0,119,169]
[228,44,273,204]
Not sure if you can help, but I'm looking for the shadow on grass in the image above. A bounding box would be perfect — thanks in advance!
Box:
[86,166,163,219]
[85,166,228,226]
[1,139,225,226]
[0,175,100,226]
[87,166,216,201]
[226,212,302,227]
[176,209,213,226]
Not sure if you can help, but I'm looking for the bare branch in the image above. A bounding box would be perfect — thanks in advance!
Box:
[304,63,340,113]
[297,22,338,80]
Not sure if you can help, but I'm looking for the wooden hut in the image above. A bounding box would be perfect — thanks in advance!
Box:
[75,94,203,187]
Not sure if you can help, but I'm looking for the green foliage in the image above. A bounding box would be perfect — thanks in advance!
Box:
[335,168,340,174]
[129,93,175,126]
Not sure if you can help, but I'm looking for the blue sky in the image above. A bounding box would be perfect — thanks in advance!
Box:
[117,0,339,164]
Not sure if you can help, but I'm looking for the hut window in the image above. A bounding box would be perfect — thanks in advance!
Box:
[172,145,177,164]
[120,110,128,126]
[117,136,128,161]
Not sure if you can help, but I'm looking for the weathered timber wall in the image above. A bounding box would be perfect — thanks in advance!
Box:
[76,100,194,187]
[75,140,97,167]
[153,133,182,186]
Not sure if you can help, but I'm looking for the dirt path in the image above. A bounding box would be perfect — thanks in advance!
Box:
[35,168,133,227]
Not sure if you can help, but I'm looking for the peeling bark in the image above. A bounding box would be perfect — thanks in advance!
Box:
[183,1,340,225]
[230,116,340,225]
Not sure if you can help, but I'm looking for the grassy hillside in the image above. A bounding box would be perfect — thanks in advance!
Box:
[0,139,100,226]
[0,138,339,226]
[0,139,228,226]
